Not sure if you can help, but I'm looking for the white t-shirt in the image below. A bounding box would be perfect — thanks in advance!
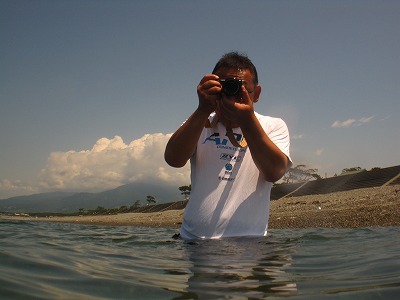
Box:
[180,112,291,239]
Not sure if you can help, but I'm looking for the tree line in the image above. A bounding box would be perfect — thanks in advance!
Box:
[281,165,379,184]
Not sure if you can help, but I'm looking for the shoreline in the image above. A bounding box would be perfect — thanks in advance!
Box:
[2,185,399,229]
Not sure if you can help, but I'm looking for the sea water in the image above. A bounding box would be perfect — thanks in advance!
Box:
[0,220,399,299]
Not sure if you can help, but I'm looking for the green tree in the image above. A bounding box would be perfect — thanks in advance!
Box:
[341,167,365,175]
[178,185,191,199]
[146,195,156,205]
[282,165,322,183]
[132,200,141,208]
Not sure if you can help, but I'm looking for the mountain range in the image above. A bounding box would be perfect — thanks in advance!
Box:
[0,182,182,213]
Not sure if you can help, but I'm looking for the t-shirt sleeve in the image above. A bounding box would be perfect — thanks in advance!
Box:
[265,117,292,166]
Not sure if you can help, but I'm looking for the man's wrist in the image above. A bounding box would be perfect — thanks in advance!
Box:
[238,111,257,130]
[195,105,213,118]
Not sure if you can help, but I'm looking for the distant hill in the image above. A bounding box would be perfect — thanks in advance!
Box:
[0,182,181,213]
[4,165,398,214]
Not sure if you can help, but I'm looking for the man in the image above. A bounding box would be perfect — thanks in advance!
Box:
[165,52,291,239]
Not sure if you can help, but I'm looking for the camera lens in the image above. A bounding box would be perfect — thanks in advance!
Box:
[220,78,242,96]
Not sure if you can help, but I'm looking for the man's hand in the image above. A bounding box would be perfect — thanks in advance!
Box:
[218,85,255,127]
[197,74,222,114]
[165,74,221,168]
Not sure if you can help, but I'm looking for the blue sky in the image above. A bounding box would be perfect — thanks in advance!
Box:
[1,0,399,198]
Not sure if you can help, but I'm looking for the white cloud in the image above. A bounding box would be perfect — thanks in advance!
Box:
[37,134,191,192]
[331,116,374,128]
[357,115,374,126]
[0,133,191,198]
[331,118,356,128]
[0,179,38,197]
[292,134,304,140]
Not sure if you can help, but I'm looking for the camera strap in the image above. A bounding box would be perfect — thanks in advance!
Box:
[205,116,247,148]
[226,125,248,148]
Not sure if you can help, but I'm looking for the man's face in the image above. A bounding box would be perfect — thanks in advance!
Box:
[215,68,258,102]
[214,68,260,125]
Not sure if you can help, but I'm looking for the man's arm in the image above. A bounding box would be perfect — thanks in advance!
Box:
[219,85,290,182]
[240,114,291,182]
[164,108,210,168]
[165,74,222,168]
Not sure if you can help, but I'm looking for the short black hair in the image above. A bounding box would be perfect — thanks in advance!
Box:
[212,52,258,85]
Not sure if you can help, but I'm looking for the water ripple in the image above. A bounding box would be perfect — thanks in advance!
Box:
[0,220,399,299]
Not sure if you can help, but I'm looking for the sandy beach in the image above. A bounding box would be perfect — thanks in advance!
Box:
[2,185,399,229]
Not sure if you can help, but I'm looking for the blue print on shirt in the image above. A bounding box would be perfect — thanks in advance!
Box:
[203,132,243,145]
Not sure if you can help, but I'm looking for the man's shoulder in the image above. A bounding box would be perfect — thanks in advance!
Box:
[254,112,286,126]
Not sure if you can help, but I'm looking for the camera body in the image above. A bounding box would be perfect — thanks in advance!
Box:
[219,78,243,96]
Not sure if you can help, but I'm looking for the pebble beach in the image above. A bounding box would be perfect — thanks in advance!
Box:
[2,185,399,229]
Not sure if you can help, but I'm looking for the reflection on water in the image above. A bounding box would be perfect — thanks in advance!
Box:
[170,235,298,299]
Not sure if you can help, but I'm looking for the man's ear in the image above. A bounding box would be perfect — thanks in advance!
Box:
[253,85,261,103]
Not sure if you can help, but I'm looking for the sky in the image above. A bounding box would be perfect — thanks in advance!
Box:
[1,0,399,199]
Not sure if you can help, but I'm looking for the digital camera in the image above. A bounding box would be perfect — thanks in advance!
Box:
[219,78,243,96]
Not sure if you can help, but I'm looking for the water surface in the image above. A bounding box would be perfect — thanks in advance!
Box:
[0,220,399,299]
